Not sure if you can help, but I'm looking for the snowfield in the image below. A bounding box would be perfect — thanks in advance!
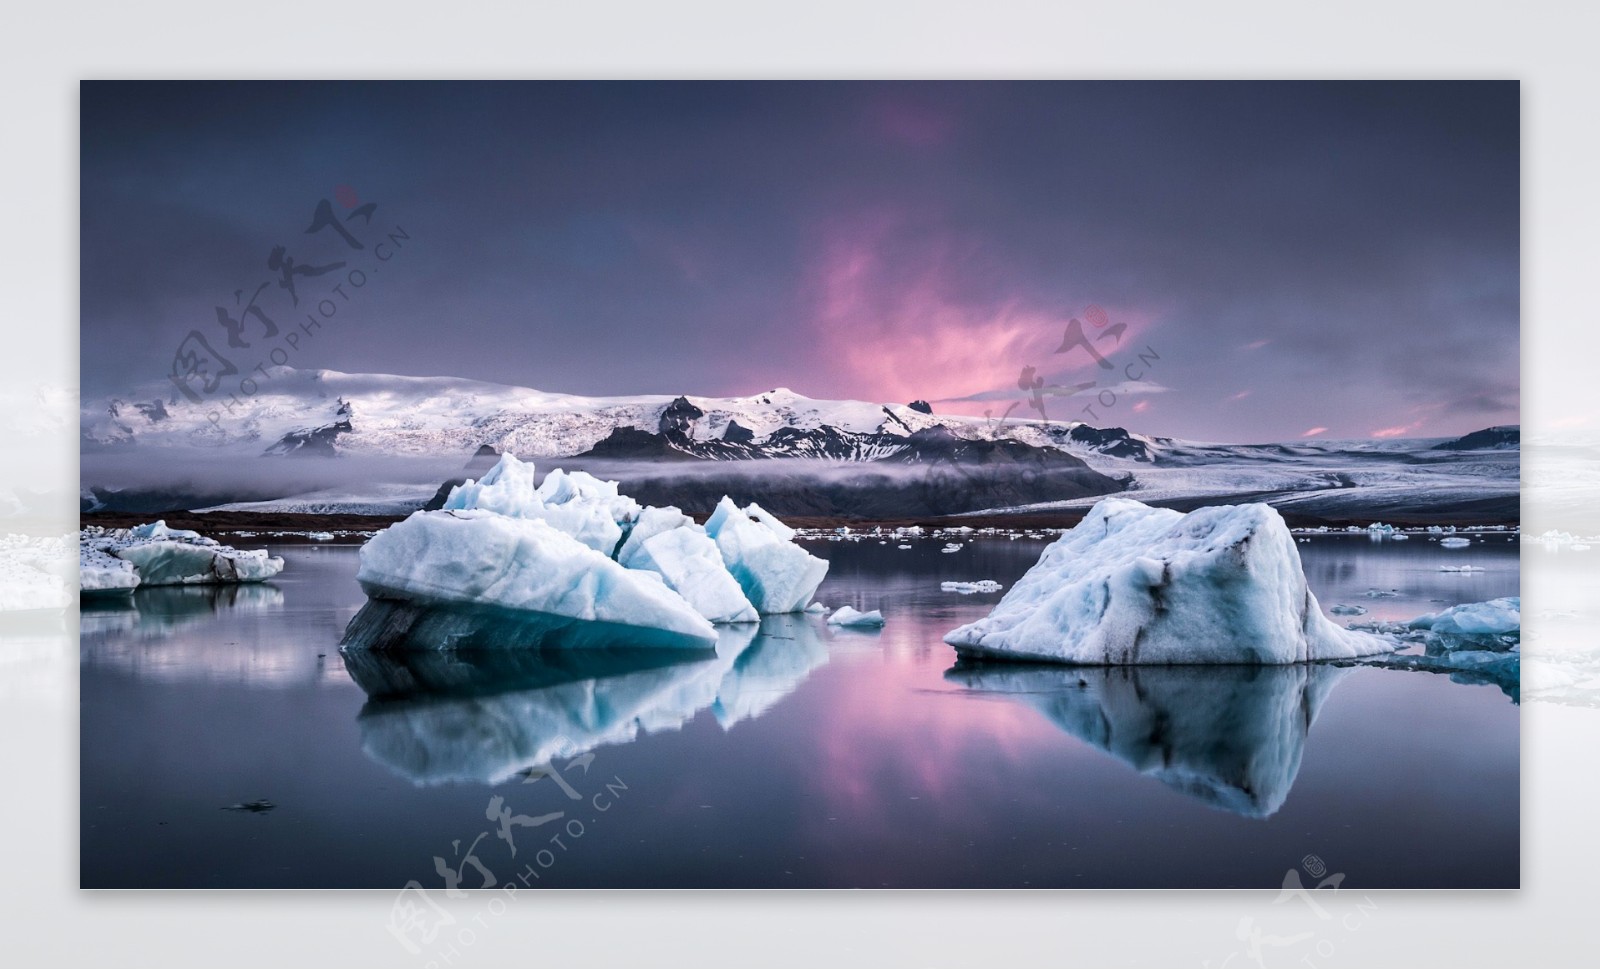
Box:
[944,498,1396,664]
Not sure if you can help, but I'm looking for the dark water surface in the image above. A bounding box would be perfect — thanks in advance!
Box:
[80,534,1519,888]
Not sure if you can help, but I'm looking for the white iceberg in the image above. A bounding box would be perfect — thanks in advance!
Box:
[617,509,759,624]
[827,606,885,628]
[704,497,828,614]
[943,498,1394,664]
[1440,536,1472,548]
[444,454,640,555]
[356,508,716,648]
[79,521,284,589]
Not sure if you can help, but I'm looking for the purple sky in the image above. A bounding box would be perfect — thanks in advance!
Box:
[81,81,1518,442]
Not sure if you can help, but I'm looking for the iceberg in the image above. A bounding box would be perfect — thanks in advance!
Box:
[355,509,716,648]
[1440,536,1472,548]
[350,454,829,651]
[827,606,885,628]
[443,454,640,555]
[617,509,759,624]
[79,521,284,590]
[943,498,1394,664]
[704,497,828,614]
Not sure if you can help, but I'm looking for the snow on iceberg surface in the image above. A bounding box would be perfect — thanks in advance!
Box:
[443,453,640,555]
[943,498,1394,664]
[704,497,828,613]
[617,510,758,624]
[356,508,716,648]
[79,521,283,589]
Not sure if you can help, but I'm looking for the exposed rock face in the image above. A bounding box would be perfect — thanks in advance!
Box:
[263,399,354,457]
[907,400,933,414]
[1431,426,1519,451]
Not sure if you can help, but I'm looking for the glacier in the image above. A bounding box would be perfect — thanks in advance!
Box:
[943,498,1395,664]
[351,454,823,650]
[79,521,284,591]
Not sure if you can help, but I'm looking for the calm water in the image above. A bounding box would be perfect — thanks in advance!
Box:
[80,534,1519,888]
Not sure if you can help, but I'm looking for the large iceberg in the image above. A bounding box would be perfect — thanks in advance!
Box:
[704,497,829,614]
[351,454,824,651]
[79,521,283,591]
[356,509,717,648]
[944,498,1394,664]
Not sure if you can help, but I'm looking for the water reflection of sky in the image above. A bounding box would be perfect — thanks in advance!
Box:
[79,537,1519,887]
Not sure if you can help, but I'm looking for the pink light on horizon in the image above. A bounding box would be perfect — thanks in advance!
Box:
[798,213,1156,411]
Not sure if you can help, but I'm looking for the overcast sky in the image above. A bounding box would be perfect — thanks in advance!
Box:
[81,81,1518,442]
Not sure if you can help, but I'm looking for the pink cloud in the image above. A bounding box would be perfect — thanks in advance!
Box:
[1225,390,1252,403]
[1132,400,1151,414]
[1241,339,1271,350]
[1301,426,1329,437]
[1371,422,1424,438]
[797,212,1154,408]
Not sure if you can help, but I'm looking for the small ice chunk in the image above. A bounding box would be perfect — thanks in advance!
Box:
[941,543,963,553]
[1439,536,1471,548]
[1329,604,1367,616]
[1438,564,1485,573]
[827,606,885,628]
[80,521,284,588]
[941,580,1004,594]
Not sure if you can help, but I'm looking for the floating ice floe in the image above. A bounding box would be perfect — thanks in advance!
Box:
[941,543,963,553]
[1329,604,1367,616]
[1347,596,1520,700]
[352,454,825,650]
[827,606,885,628]
[1439,536,1472,548]
[79,521,284,591]
[897,544,912,550]
[1438,564,1485,573]
[941,580,1005,595]
[943,498,1395,664]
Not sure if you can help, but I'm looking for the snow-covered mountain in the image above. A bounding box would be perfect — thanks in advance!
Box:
[80,366,1162,464]
[79,367,1519,524]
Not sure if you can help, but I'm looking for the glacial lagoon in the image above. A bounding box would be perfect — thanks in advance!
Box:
[80,534,1518,888]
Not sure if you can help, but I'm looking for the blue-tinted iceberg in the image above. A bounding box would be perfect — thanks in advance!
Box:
[944,498,1394,664]
[353,454,822,650]
[79,521,283,590]
[704,497,829,614]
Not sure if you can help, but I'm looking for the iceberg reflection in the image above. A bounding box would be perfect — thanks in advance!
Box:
[944,662,1349,818]
[345,614,828,785]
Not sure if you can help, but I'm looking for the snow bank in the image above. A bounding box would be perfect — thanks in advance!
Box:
[704,497,828,614]
[79,521,283,590]
[944,498,1394,664]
